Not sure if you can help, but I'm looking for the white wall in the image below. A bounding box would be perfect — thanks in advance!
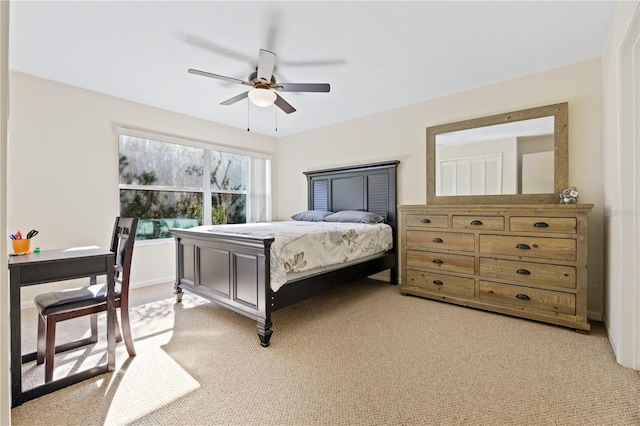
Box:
[522,151,554,194]
[7,71,277,303]
[276,58,605,320]
[1,1,10,423]
[601,1,640,369]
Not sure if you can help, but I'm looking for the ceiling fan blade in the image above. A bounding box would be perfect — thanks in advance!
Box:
[257,49,277,83]
[277,83,331,93]
[221,91,249,105]
[265,10,280,52]
[181,34,254,63]
[274,93,296,114]
[278,58,346,67]
[188,69,253,86]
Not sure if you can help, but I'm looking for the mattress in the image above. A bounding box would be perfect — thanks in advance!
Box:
[190,221,393,291]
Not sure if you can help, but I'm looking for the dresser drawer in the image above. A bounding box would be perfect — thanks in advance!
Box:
[405,269,475,298]
[406,250,475,275]
[479,280,576,315]
[406,214,448,228]
[479,258,576,289]
[479,235,576,261]
[453,215,504,230]
[406,230,474,252]
[510,217,577,234]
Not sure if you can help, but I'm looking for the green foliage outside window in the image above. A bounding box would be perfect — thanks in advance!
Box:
[119,135,248,240]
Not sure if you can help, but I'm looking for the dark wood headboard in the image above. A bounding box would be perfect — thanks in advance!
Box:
[303,160,400,238]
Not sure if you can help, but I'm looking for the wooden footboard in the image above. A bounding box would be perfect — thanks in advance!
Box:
[172,229,275,346]
[173,227,396,347]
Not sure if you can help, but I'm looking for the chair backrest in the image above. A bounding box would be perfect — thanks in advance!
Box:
[110,217,139,294]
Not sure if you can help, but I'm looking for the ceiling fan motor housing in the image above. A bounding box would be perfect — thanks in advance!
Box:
[249,71,277,88]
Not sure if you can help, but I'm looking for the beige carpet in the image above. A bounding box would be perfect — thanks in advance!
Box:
[10,279,640,425]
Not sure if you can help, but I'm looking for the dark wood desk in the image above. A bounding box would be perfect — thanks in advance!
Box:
[9,247,115,407]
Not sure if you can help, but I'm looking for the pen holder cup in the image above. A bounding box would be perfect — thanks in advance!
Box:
[12,239,30,253]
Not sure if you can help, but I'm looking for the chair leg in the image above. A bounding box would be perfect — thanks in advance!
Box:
[89,313,98,343]
[36,314,46,365]
[89,312,123,343]
[114,313,123,343]
[45,316,57,383]
[120,305,136,357]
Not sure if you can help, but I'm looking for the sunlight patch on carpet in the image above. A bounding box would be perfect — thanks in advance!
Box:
[103,348,200,425]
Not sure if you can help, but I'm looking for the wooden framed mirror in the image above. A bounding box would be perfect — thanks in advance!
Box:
[426,102,568,204]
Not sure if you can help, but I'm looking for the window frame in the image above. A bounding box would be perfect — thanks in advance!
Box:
[116,127,272,245]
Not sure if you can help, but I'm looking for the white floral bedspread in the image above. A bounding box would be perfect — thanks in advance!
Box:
[189,221,393,292]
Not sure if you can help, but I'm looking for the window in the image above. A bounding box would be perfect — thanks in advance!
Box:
[118,132,271,241]
[210,151,247,225]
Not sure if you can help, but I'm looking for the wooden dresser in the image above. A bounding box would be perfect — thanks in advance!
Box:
[398,204,593,331]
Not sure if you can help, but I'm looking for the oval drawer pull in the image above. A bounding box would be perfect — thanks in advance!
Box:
[533,222,549,228]
[421,218,431,224]
[433,280,443,286]
[516,269,531,275]
[515,294,531,301]
[432,259,443,264]
[470,220,483,226]
[432,237,443,243]
[516,243,531,250]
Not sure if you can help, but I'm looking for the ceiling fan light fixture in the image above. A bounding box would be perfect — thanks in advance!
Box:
[248,88,276,107]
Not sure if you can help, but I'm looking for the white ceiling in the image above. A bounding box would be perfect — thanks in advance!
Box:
[8,1,617,138]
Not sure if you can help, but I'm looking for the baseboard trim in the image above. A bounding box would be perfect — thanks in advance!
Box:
[588,310,603,322]
[368,272,390,282]
[130,276,174,290]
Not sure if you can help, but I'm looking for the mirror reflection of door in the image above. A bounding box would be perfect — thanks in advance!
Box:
[438,153,502,196]
[435,116,554,196]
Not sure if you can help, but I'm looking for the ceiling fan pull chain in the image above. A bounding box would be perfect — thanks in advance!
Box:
[275,105,278,133]
[247,100,250,132]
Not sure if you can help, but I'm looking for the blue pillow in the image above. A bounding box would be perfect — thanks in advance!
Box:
[324,210,385,224]
[291,210,334,222]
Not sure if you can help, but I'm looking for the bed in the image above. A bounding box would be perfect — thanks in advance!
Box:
[170,160,399,346]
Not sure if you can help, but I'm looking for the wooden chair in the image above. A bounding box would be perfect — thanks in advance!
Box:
[33,217,139,382]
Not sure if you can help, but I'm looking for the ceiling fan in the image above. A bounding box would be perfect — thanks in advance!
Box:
[188,49,330,114]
